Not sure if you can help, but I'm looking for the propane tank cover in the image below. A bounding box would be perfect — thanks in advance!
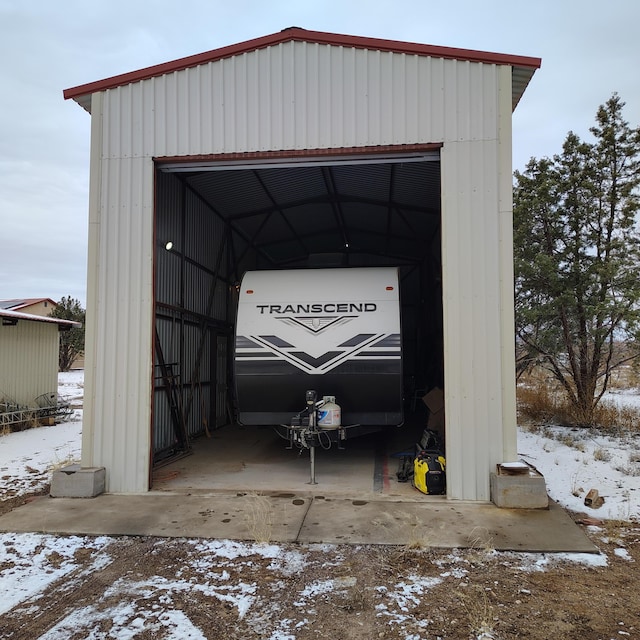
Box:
[318,396,341,428]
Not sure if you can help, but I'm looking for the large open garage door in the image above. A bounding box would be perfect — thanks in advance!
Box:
[152,149,443,476]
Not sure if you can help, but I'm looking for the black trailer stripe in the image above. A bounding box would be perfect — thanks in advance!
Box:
[290,351,344,367]
[236,352,277,358]
[259,335,295,348]
[371,334,401,347]
[235,358,401,375]
[249,335,314,372]
[355,351,401,357]
[241,333,400,375]
[338,333,375,347]
[235,336,262,348]
[317,333,386,371]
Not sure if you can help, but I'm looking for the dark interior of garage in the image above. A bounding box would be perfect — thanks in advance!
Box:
[151,152,444,491]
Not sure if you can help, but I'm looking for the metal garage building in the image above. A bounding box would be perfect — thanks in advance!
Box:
[64,28,540,500]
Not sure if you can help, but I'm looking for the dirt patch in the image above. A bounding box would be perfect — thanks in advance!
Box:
[0,492,638,639]
[0,486,49,518]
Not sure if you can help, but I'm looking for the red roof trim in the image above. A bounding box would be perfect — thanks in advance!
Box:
[64,27,541,101]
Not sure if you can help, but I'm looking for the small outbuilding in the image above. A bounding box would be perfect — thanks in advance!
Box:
[64,28,541,500]
[0,309,80,422]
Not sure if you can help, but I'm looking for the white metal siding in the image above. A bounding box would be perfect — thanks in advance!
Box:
[86,41,517,499]
[497,65,518,466]
[84,94,154,493]
[0,320,59,407]
[101,42,502,158]
[440,66,516,501]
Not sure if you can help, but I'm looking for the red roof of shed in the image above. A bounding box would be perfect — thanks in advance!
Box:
[64,27,541,112]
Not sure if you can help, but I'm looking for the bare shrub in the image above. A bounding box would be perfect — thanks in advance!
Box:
[614,462,640,477]
[593,403,640,435]
[558,432,577,448]
[457,585,497,639]
[516,383,575,427]
[593,448,612,462]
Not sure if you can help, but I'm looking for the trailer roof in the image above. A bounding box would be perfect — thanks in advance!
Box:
[64,27,541,113]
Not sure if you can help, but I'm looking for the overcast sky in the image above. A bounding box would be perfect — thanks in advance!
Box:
[1,0,638,306]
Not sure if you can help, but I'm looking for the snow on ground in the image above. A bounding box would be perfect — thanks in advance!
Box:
[518,423,640,522]
[0,371,639,639]
[0,371,82,499]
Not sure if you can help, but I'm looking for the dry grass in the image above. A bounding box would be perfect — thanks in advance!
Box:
[517,383,572,426]
[243,493,273,544]
[338,583,369,612]
[517,374,640,434]
[593,447,612,462]
[49,450,78,472]
[457,584,497,639]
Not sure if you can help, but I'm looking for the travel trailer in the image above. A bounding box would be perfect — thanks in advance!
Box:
[234,267,403,433]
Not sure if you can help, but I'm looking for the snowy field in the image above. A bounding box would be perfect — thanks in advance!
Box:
[0,371,638,639]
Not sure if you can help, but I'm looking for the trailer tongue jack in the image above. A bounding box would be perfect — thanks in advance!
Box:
[285,390,344,485]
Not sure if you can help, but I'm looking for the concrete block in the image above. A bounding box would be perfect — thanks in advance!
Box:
[490,471,549,509]
[51,465,106,498]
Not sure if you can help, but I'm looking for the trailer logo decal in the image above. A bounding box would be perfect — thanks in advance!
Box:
[276,315,355,334]
[256,303,377,314]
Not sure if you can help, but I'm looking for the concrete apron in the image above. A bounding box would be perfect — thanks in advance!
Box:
[0,423,597,552]
[0,493,597,553]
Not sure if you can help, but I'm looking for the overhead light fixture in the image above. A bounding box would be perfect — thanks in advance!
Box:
[165,241,173,251]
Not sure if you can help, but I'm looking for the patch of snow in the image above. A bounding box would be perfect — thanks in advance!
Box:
[510,551,609,571]
[39,603,208,640]
[518,426,640,521]
[0,533,112,616]
[614,547,633,561]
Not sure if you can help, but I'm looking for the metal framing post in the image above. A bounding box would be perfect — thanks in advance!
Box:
[308,398,317,485]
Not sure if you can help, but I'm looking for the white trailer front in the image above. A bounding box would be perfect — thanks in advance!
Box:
[235,267,402,428]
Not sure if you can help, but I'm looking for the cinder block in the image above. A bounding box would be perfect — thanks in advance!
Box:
[51,464,106,498]
[490,471,549,509]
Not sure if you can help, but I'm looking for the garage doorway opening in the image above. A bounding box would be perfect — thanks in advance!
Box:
[152,148,444,493]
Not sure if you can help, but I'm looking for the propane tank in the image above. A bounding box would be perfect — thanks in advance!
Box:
[317,396,341,429]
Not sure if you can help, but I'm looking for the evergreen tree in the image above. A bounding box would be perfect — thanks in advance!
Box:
[50,296,85,372]
[514,94,640,425]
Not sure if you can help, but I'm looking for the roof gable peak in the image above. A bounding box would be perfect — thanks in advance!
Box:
[64,27,541,110]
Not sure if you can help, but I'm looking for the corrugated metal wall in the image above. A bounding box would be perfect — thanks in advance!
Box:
[0,320,59,407]
[84,41,517,498]
[153,171,236,462]
[101,42,502,158]
[440,65,517,500]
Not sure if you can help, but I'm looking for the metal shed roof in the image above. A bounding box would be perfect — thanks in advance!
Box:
[0,309,81,329]
[64,27,541,113]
